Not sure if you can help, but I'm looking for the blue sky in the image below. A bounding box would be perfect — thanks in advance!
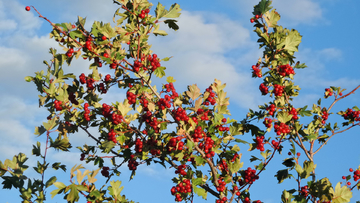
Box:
[1,0,360,202]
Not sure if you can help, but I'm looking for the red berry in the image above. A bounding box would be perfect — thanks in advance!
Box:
[288,152,291,156]
[103,53,109,58]
[102,36,107,41]
[349,168,354,172]
[342,176,346,179]
[25,6,30,11]
[255,14,260,19]
[296,152,301,157]
[347,182,351,186]
[339,92,343,96]
[250,18,255,23]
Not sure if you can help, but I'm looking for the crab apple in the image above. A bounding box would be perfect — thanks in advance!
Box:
[25,6,31,11]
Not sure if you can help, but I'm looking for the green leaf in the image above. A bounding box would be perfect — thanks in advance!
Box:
[275,169,291,183]
[163,3,182,18]
[155,2,166,19]
[281,190,294,203]
[193,186,207,200]
[100,141,116,153]
[108,180,124,199]
[277,111,293,123]
[278,29,302,54]
[330,182,352,203]
[32,141,41,156]
[45,176,57,188]
[154,66,166,78]
[253,0,272,15]
[166,76,176,83]
[164,19,179,30]
[67,184,80,202]
[264,9,280,28]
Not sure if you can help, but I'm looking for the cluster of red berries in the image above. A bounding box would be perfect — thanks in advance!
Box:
[164,83,179,98]
[109,62,117,69]
[54,100,63,111]
[324,88,334,98]
[133,60,142,72]
[175,164,187,176]
[145,137,160,155]
[289,107,298,120]
[140,97,149,108]
[127,91,137,105]
[138,8,150,19]
[135,138,143,153]
[68,92,79,105]
[216,197,228,203]
[299,185,309,197]
[84,37,94,51]
[353,169,360,181]
[191,126,204,142]
[142,110,159,133]
[243,167,259,184]
[169,137,185,151]
[278,64,295,77]
[198,137,215,158]
[216,178,227,192]
[273,84,284,97]
[252,64,262,78]
[217,125,229,132]
[232,185,241,196]
[128,154,138,170]
[84,103,91,121]
[108,129,117,143]
[173,107,189,122]
[263,118,273,128]
[259,83,268,95]
[231,153,239,162]
[197,108,210,121]
[250,14,262,23]
[218,159,228,172]
[321,110,329,124]
[274,122,290,135]
[266,104,276,116]
[171,179,191,202]
[111,112,123,125]
[98,83,107,94]
[79,73,96,90]
[204,86,216,106]
[80,153,85,161]
[66,48,74,57]
[102,103,112,118]
[271,140,280,149]
[101,166,110,177]
[342,108,360,121]
[255,136,265,151]
[147,54,161,71]
[157,95,172,110]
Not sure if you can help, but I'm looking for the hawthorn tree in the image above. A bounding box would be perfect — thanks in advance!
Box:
[1,0,359,203]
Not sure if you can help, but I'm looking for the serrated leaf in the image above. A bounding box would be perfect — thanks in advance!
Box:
[166,76,176,83]
[164,19,179,30]
[163,3,182,18]
[277,111,293,123]
[275,169,291,183]
[186,84,201,101]
[278,29,302,54]
[193,186,207,200]
[330,182,352,203]
[264,9,280,28]
[154,66,166,78]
